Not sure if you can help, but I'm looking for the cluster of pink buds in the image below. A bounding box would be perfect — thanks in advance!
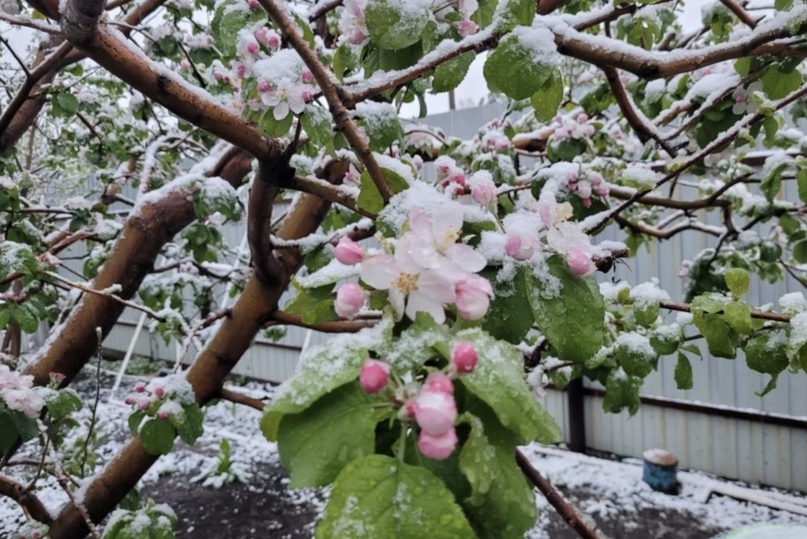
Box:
[357,341,480,460]
[434,156,467,198]
[550,113,596,143]
[124,381,167,414]
[566,170,608,208]
[48,371,66,389]
[254,27,281,50]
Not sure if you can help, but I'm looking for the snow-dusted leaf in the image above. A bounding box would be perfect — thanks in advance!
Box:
[674,352,693,390]
[459,412,537,539]
[746,333,789,375]
[357,165,410,214]
[433,52,475,94]
[484,27,558,100]
[365,0,429,50]
[525,256,605,363]
[139,418,177,455]
[315,454,475,539]
[531,69,564,122]
[455,328,561,444]
[278,382,384,487]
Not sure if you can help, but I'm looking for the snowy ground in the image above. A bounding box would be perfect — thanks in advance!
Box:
[2,364,807,538]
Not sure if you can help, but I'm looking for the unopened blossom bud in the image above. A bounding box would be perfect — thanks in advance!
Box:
[302,89,314,103]
[334,236,364,265]
[582,198,592,207]
[594,185,609,197]
[134,382,146,393]
[138,399,150,410]
[257,80,271,93]
[335,282,365,318]
[414,383,457,436]
[446,169,466,187]
[347,27,366,45]
[452,341,478,374]
[505,233,535,261]
[457,19,478,38]
[583,124,595,136]
[434,156,454,179]
[179,59,191,72]
[577,113,588,123]
[359,359,390,394]
[567,246,595,277]
[423,372,454,395]
[455,274,493,320]
[124,397,135,405]
[235,63,248,79]
[471,176,497,206]
[302,70,315,84]
[254,27,268,44]
[418,427,458,460]
[247,0,258,9]
[153,386,165,398]
[246,40,259,55]
[158,410,170,420]
[590,173,603,186]
[577,180,592,200]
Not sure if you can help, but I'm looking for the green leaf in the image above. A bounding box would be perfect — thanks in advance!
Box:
[356,166,410,214]
[757,374,779,397]
[459,412,537,539]
[724,268,750,298]
[724,301,752,335]
[433,52,475,93]
[262,320,390,440]
[176,403,204,445]
[525,256,605,363]
[387,313,449,371]
[797,169,807,203]
[483,28,555,100]
[139,419,177,456]
[278,382,383,487]
[762,65,802,100]
[674,352,694,390]
[0,412,17,453]
[365,0,429,50]
[357,103,405,152]
[44,388,82,421]
[300,105,334,147]
[258,108,294,137]
[284,283,338,325]
[11,305,39,334]
[692,312,738,359]
[745,334,789,374]
[794,240,807,264]
[53,92,79,117]
[614,334,657,378]
[530,69,564,123]
[315,455,476,539]
[455,328,561,444]
[496,0,535,31]
[481,267,533,344]
[603,370,641,415]
[128,410,146,436]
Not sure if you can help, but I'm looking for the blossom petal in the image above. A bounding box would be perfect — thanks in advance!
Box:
[446,244,486,273]
[360,254,397,290]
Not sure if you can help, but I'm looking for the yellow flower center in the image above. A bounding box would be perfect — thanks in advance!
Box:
[394,273,418,294]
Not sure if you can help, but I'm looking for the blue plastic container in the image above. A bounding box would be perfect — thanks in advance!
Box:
[642,448,678,494]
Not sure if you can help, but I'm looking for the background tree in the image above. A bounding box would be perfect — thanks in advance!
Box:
[2,0,807,536]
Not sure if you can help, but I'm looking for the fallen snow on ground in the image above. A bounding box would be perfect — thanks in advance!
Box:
[2,369,807,537]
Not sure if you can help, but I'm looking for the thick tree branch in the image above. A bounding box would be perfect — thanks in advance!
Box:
[247,160,290,285]
[46,161,348,539]
[60,0,105,43]
[720,0,758,29]
[602,66,676,155]
[0,474,53,526]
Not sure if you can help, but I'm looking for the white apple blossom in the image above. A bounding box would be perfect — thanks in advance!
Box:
[261,78,309,120]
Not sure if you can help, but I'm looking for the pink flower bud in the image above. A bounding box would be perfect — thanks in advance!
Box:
[594,185,609,197]
[247,0,258,9]
[179,59,191,71]
[235,63,248,79]
[302,70,315,84]
[32,532,41,539]
[257,80,271,93]
[577,180,592,199]
[138,400,150,410]
[434,156,454,179]
[124,397,134,405]
[567,246,595,276]
[423,372,454,395]
[584,124,595,136]
[158,411,170,420]
[582,198,592,207]
[153,386,165,398]
[347,27,366,45]
[418,427,458,460]
[334,236,364,265]
[590,173,602,186]
[567,181,578,191]
[452,341,478,374]
[254,27,268,43]
[267,34,280,48]
[455,274,493,321]
[134,382,146,393]
[577,113,588,123]
[334,282,365,318]
[302,89,314,103]
[505,233,535,261]
[414,388,457,436]
[457,19,478,38]
[471,177,497,206]
[246,41,259,55]
[359,359,389,394]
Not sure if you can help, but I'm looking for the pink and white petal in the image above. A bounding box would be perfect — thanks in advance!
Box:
[446,244,486,273]
[388,288,406,320]
[431,204,463,248]
[273,101,290,120]
[360,254,397,290]
[418,270,458,304]
[406,292,446,324]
